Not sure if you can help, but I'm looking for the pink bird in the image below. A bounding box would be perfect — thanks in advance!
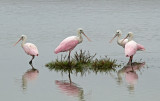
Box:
[122,32,145,63]
[54,28,91,62]
[14,35,39,67]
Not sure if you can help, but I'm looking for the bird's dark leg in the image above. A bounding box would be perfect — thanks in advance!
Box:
[29,56,35,69]
[130,55,133,64]
[128,55,133,65]
[68,51,71,63]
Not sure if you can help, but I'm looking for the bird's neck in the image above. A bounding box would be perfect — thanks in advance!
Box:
[77,33,83,43]
[128,36,133,42]
[21,39,26,47]
[117,34,121,44]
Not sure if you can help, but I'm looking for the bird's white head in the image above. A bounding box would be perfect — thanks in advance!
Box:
[77,28,91,42]
[14,35,27,46]
[116,30,122,36]
[109,30,122,43]
[127,32,134,41]
[21,35,27,41]
[77,28,84,34]
[121,32,134,43]
[128,32,133,37]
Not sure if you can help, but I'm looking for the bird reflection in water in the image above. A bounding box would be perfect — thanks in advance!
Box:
[55,70,85,101]
[22,66,39,91]
[117,62,145,92]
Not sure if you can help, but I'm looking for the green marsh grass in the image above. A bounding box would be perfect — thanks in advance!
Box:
[45,50,120,75]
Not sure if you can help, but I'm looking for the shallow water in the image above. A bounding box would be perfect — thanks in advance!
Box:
[0,0,160,101]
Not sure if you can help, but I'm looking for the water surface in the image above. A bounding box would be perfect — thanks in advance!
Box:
[0,0,160,101]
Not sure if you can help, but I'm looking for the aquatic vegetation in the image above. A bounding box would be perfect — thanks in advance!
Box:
[45,50,120,75]
[73,50,96,64]
[91,57,120,74]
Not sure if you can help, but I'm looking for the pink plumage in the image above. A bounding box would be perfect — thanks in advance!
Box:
[54,36,79,54]
[137,44,145,51]
[23,43,39,56]
[125,41,138,57]
[125,40,145,57]
[14,35,39,67]
[122,32,145,63]
[54,28,91,62]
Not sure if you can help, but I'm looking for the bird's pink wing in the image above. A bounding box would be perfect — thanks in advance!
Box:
[54,36,79,54]
[125,41,137,57]
[23,43,39,56]
[137,44,145,51]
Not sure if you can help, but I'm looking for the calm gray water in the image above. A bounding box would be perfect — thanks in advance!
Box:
[0,0,160,101]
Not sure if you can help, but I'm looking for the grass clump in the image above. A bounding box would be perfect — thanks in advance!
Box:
[91,56,120,74]
[73,50,96,64]
[45,50,120,75]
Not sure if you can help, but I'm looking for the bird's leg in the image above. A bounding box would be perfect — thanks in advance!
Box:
[128,55,133,66]
[68,51,71,63]
[29,56,35,69]
[129,57,131,63]
[128,55,133,65]
[130,55,133,64]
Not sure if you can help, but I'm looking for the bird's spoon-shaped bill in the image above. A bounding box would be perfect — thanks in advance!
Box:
[109,34,117,43]
[82,32,91,42]
[14,37,22,46]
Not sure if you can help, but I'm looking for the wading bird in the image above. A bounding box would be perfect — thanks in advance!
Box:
[54,28,91,62]
[122,32,145,63]
[109,30,128,48]
[14,35,39,67]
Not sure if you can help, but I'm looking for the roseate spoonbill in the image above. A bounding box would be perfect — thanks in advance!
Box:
[54,28,91,62]
[109,30,128,48]
[122,32,145,63]
[14,35,39,66]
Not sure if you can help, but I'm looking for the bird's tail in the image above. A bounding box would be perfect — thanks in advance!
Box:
[137,44,145,51]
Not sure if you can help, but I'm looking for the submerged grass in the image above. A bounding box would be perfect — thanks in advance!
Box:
[45,50,120,75]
